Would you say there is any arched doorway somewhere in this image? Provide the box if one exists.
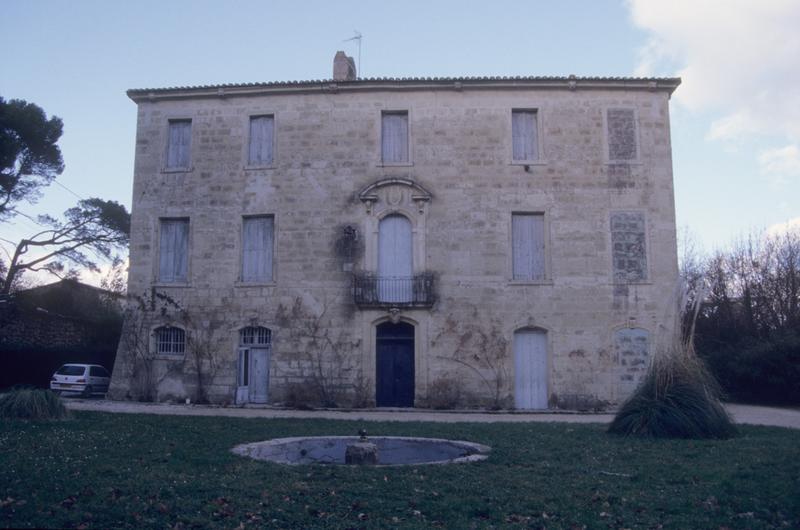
[378,214,413,303]
[376,321,415,407]
[513,328,548,409]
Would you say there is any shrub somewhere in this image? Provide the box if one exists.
[699,332,800,405]
[608,284,737,439]
[284,382,320,410]
[426,377,462,409]
[608,349,736,439]
[0,388,70,420]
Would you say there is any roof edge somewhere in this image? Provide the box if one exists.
[127,76,681,103]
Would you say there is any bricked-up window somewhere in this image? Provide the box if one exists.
[607,108,637,161]
[159,218,189,283]
[155,326,185,356]
[512,213,546,281]
[512,110,538,162]
[241,216,274,282]
[248,115,274,166]
[615,327,650,390]
[381,111,408,164]
[166,119,192,169]
[611,211,647,281]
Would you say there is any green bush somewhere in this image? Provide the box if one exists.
[699,332,800,405]
[0,388,70,420]
[609,349,737,439]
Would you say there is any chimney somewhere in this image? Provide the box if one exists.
[333,51,357,81]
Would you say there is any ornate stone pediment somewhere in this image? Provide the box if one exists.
[358,178,432,215]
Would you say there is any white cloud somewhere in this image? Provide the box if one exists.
[628,0,800,143]
[758,144,800,184]
[766,217,800,237]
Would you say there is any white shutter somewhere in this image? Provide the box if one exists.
[248,116,274,165]
[512,111,537,161]
[241,216,273,282]
[167,120,191,169]
[512,214,545,280]
[159,219,189,282]
[381,113,408,163]
[378,214,413,302]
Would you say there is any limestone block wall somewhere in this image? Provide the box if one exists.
[110,81,679,409]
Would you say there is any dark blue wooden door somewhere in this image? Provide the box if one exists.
[376,322,414,407]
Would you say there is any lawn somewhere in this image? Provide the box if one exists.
[1,412,797,529]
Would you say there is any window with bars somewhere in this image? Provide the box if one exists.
[155,326,185,356]
[239,326,272,346]
[381,111,409,164]
[166,119,192,170]
[247,115,274,166]
[512,110,539,162]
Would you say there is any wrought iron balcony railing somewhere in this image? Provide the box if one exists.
[352,273,436,308]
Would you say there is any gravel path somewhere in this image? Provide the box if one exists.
[64,399,800,429]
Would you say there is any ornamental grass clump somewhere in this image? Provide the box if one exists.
[608,284,737,439]
[0,388,70,420]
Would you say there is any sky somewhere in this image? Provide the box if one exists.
[1,0,799,285]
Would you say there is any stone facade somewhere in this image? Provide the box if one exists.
[110,67,681,409]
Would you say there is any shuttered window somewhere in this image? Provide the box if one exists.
[159,218,189,283]
[248,115,274,165]
[241,216,274,282]
[512,213,545,281]
[512,110,538,161]
[381,111,409,164]
[166,120,192,169]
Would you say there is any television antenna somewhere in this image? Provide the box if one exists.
[343,30,362,77]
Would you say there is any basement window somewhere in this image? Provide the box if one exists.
[155,326,185,356]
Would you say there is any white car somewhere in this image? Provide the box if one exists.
[50,364,111,397]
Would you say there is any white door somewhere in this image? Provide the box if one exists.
[249,347,270,404]
[378,214,413,302]
[235,348,250,404]
[514,330,548,409]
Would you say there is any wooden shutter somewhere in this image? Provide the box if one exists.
[381,112,408,163]
[378,214,413,302]
[512,214,545,280]
[512,111,538,161]
[248,116,274,165]
[159,219,189,282]
[167,120,191,169]
[241,216,274,282]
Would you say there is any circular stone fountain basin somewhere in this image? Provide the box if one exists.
[232,436,490,466]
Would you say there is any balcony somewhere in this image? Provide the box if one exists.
[352,273,436,308]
